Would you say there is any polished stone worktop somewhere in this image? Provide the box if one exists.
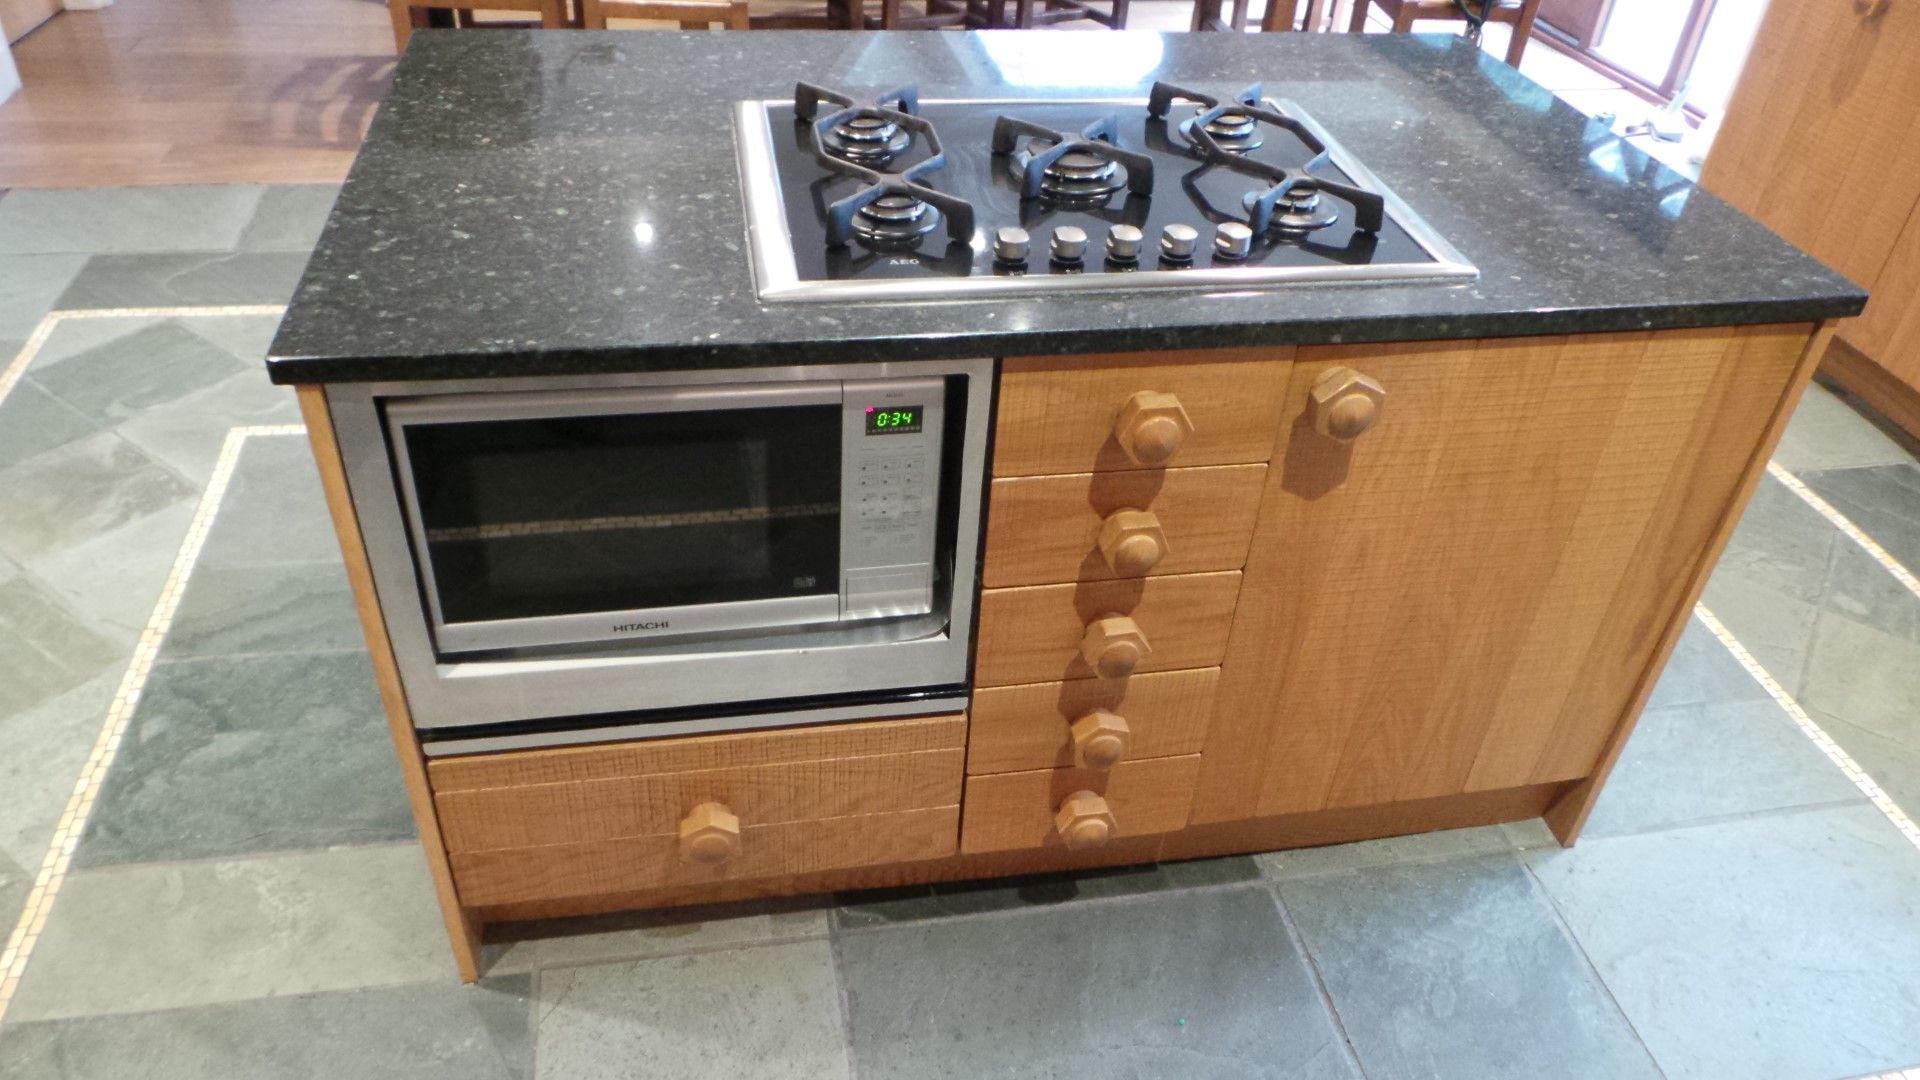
[267,30,1864,384]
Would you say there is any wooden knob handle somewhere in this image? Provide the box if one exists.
[1079,614,1151,679]
[678,801,740,864]
[1113,391,1194,466]
[1055,790,1118,849]
[1097,509,1169,576]
[1070,709,1132,769]
[1307,366,1386,440]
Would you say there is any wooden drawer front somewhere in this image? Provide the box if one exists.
[427,714,965,793]
[968,668,1218,775]
[451,806,961,906]
[994,350,1291,477]
[974,572,1240,687]
[435,749,963,853]
[960,755,1201,854]
[983,465,1266,588]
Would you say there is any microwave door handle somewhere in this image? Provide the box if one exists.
[383,381,846,426]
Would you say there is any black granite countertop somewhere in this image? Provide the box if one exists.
[267,30,1865,384]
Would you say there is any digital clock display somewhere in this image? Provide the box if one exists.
[864,405,924,435]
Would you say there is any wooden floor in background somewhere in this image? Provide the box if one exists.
[0,0,395,188]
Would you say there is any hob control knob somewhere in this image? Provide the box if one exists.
[1160,223,1199,262]
[1051,225,1088,264]
[1215,221,1254,260]
[1106,224,1144,263]
[993,226,1031,263]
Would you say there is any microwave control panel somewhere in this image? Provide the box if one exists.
[841,376,946,621]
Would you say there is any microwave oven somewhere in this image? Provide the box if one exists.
[322,358,993,752]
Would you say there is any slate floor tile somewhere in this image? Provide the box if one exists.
[1527,804,1920,1080]
[1814,705,1920,823]
[114,371,303,484]
[0,185,265,254]
[0,670,118,872]
[837,885,1358,1080]
[0,977,535,1080]
[0,432,196,564]
[1772,384,1917,474]
[1644,614,1769,712]
[1802,463,1920,573]
[32,321,247,425]
[1823,538,1920,647]
[0,849,30,952]
[1713,475,1840,605]
[1581,697,1863,838]
[52,251,312,310]
[1800,610,1920,749]
[236,184,341,251]
[486,896,830,975]
[7,844,454,1021]
[534,940,849,1080]
[1280,853,1660,1080]
[0,378,99,471]
[1257,824,1515,880]
[0,569,120,716]
[75,651,412,868]
[22,496,195,642]
[0,253,88,337]
[196,434,342,567]
[833,860,1172,929]
[1160,852,1263,887]
[162,559,361,658]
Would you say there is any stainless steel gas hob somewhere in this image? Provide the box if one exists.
[735,81,1478,302]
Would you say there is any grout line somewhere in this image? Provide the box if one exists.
[0,304,288,413]
[1766,460,1920,603]
[1694,604,1920,855]
[1262,883,1371,1078]
[1517,860,1672,1079]
[0,424,304,1024]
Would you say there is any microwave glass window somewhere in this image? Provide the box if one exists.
[400,405,842,626]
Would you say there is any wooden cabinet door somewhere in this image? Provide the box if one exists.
[1700,0,1920,292]
[1191,325,1815,824]
[2,0,58,44]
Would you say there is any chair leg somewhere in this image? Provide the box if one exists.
[1107,0,1128,28]
[388,0,414,50]
[538,0,567,27]
[1346,0,1368,32]
[726,0,751,26]
[1391,2,1417,31]
[1505,0,1541,66]
[579,0,606,27]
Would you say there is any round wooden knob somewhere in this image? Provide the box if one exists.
[1113,391,1194,466]
[1097,509,1169,576]
[1070,709,1132,769]
[1055,790,1118,849]
[1307,366,1386,440]
[1079,614,1151,679]
[678,801,740,864]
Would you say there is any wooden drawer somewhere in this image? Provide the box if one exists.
[974,571,1240,687]
[960,755,1201,854]
[451,806,961,905]
[436,750,962,852]
[968,668,1219,775]
[427,714,965,854]
[993,350,1291,477]
[428,714,964,793]
[982,465,1266,588]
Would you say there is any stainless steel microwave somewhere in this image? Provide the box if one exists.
[322,359,993,752]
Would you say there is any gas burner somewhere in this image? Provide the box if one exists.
[1150,81,1384,235]
[1196,107,1263,153]
[795,82,975,248]
[853,193,941,244]
[1254,185,1337,232]
[992,115,1154,203]
[829,115,910,163]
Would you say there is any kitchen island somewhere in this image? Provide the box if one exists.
[270,29,1864,981]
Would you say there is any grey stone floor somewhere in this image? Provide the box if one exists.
[2,186,1919,1080]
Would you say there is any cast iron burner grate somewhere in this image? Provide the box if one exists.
[991,114,1156,202]
[795,82,977,249]
[1147,81,1386,235]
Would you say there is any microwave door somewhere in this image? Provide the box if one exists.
[385,383,847,654]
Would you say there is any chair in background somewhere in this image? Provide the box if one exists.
[580,0,750,26]
[997,0,1128,28]
[1190,0,1321,33]
[390,0,570,50]
[1347,0,1543,66]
